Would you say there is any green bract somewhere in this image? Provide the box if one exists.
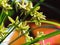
[0,0,12,9]
[14,0,45,26]
[8,16,30,33]
[0,23,8,41]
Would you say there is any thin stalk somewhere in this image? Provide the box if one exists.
[8,29,31,45]
[41,20,60,26]
[26,21,60,29]
[9,20,60,45]
[22,0,43,21]
[9,24,49,45]
[23,20,60,45]
[11,0,16,6]
[0,9,4,25]
[23,30,60,45]
[3,15,7,24]
[8,25,42,45]
[0,20,24,43]
[0,26,15,43]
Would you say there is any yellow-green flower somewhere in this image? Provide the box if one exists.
[0,0,12,9]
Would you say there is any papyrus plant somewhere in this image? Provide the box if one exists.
[0,0,60,45]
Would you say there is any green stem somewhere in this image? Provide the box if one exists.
[23,20,60,45]
[22,0,44,21]
[0,9,4,25]
[23,30,60,45]
[27,20,60,26]
[9,20,60,45]
[41,20,60,26]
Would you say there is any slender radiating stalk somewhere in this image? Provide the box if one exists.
[0,9,4,25]
[23,30,60,45]
[41,20,60,26]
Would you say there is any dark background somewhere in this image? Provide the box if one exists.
[34,0,60,21]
